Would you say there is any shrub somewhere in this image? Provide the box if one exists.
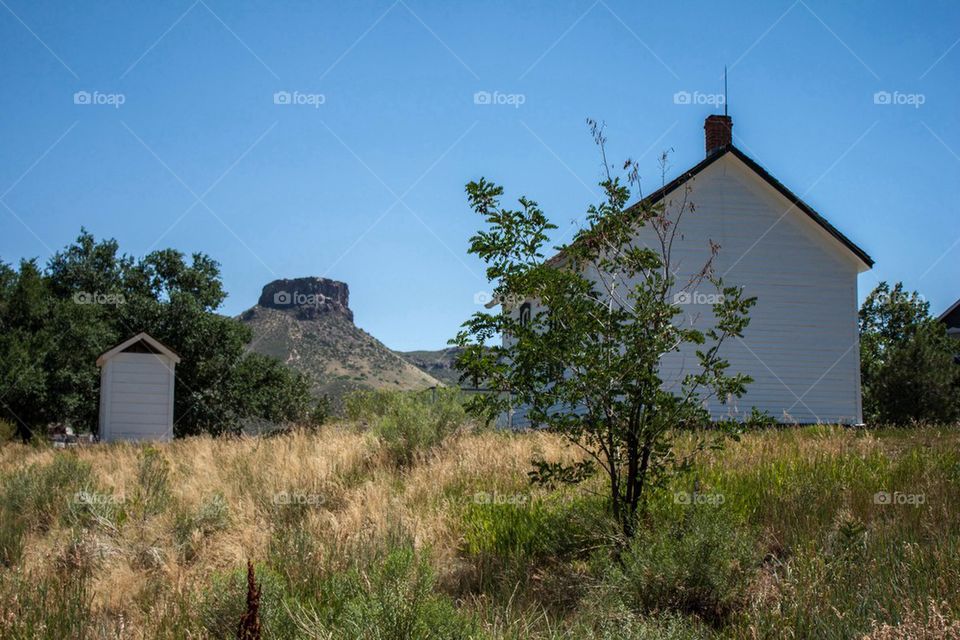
[0,563,91,639]
[0,418,16,444]
[289,544,478,640]
[459,492,615,604]
[859,282,960,424]
[610,500,758,625]
[211,529,479,640]
[345,389,468,466]
[461,494,607,562]
[198,563,292,639]
[174,493,231,561]
[568,608,714,640]
[0,453,93,566]
[133,446,171,517]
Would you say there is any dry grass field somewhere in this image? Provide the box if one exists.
[1,404,959,638]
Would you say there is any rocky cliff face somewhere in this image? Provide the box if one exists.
[256,277,353,322]
[239,277,440,401]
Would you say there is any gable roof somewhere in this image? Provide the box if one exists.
[547,144,874,270]
[96,332,181,367]
[939,298,960,327]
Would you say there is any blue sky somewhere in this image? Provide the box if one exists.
[1,0,957,350]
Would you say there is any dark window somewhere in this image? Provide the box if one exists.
[519,302,531,327]
[121,339,163,355]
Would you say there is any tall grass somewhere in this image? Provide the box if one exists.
[345,387,471,466]
[0,415,957,638]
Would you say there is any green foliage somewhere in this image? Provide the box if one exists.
[0,229,313,438]
[461,494,606,562]
[288,544,479,640]
[198,563,291,639]
[134,446,172,517]
[225,353,313,433]
[258,525,479,640]
[608,501,758,625]
[0,454,92,566]
[859,281,960,424]
[0,418,16,444]
[453,125,755,536]
[462,500,557,561]
[174,493,231,561]
[307,395,332,428]
[527,459,596,488]
[345,388,468,466]
[563,608,713,640]
[459,493,616,605]
[0,564,92,639]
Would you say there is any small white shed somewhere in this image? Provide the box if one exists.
[96,332,180,443]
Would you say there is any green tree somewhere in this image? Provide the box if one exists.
[453,124,755,536]
[0,229,315,438]
[859,282,959,424]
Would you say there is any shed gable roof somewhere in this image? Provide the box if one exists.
[96,332,181,367]
[547,144,873,270]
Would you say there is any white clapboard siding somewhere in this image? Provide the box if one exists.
[617,153,863,424]
[506,151,867,426]
[97,334,179,442]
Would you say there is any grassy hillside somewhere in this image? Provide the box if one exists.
[1,419,959,638]
[240,306,440,399]
[395,348,464,387]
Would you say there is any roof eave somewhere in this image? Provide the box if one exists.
[96,332,182,367]
[545,144,874,271]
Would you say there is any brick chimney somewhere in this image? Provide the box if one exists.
[704,115,732,156]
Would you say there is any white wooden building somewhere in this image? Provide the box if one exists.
[96,332,180,442]
[939,299,960,338]
[508,115,873,425]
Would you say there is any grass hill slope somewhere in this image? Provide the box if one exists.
[394,347,464,387]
